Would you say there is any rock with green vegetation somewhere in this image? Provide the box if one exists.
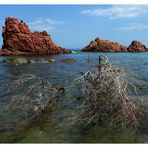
[14,58,28,64]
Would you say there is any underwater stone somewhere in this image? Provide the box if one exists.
[28,59,36,64]
[60,58,76,63]
[14,58,28,64]
[48,58,56,62]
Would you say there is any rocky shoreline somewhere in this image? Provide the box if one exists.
[81,38,148,52]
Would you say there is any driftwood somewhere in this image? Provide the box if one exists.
[0,74,64,122]
[63,55,143,133]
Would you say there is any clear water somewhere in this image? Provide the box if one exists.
[0,50,148,143]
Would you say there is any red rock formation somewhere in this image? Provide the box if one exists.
[127,40,147,52]
[82,38,127,52]
[81,38,148,52]
[0,17,72,56]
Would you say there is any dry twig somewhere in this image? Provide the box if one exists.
[0,74,64,122]
[72,55,143,133]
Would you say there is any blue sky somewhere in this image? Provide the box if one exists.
[0,5,148,49]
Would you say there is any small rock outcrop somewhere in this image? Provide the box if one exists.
[0,17,72,56]
[81,38,148,52]
[81,38,127,52]
[127,40,147,52]
[60,58,75,63]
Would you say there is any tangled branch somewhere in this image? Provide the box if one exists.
[72,55,143,133]
[0,74,64,122]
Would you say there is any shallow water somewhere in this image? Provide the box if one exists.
[0,50,148,143]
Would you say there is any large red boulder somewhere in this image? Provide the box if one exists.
[0,17,72,56]
[127,40,147,52]
[81,38,127,52]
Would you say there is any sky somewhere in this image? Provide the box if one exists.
[0,5,148,49]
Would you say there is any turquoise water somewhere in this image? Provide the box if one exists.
[0,50,148,143]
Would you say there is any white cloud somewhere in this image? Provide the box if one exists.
[45,18,64,25]
[118,23,148,30]
[28,18,64,32]
[80,5,148,19]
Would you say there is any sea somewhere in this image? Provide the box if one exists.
[0,49,148,143]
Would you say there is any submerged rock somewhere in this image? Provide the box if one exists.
[3,58,28,64]
[38,59,49,63]
[0,17,72,56]
[3,58,51,65]
[0,124,6,132]
[3,59,13,64]
[14,58,28,64]
[28,59,36,64]
[48,58,56,62]
[60,58,76,63]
